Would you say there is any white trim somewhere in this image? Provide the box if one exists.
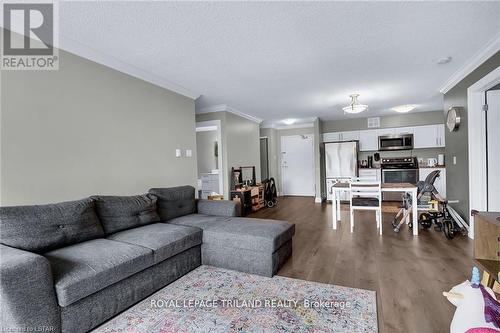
[195,120,225,198]
[440,32,500,94]
[195,126,218,132]
[261,117,318,129]
[59,34,200,100]
[467,65,500,239]
[314,197,323,203]
[197,104,263,124]
[272,123,314,130]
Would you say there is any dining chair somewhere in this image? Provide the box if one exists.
[349,178,382,235]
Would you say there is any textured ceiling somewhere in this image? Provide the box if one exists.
[58,1,500,126]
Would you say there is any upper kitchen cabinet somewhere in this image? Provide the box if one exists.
[377,128,395,136]
[340,130,360,141]
[413,124,445,148]
[359,129,378,151]
[323,132,341,142]
[323,131,359,142]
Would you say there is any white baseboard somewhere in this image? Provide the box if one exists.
[314,197,323,203]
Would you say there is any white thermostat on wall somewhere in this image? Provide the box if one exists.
[175,149,182,157]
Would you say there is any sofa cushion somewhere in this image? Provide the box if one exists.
[168,213,231,228]
[170,214,294,253]
[149,186,196,221]
[107,223,202,264]
[0,198,104,253]
[44,239,153,307]
[92,194,160,234]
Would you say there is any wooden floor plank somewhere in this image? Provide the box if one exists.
[249,196,473,333]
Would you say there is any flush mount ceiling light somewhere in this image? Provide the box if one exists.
[283,119,296,125]
[391,104,417,113]
[342,94,368,114]
[437,56,452,65]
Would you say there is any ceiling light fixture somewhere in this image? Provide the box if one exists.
[342,94,368,114]
[283,119,296,125]
[437,56,452,65]
[391,104,417,113]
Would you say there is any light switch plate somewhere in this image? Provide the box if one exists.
[175,149,181,158]
[186,149,192,157]
[453,156,457,165]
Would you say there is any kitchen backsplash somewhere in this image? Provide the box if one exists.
[358,147,446,166]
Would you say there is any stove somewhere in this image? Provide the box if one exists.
[381,157,419,201]
[380,157,419,169]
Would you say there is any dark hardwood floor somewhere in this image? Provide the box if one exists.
[249,196,473,333]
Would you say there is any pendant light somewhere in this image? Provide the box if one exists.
[342,94,368,114]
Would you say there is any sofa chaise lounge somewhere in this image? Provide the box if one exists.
[0,186,294,333]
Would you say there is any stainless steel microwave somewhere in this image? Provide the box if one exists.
[378,134,414,151]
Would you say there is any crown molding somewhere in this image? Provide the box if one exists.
[261,117,318,129]
[59,34,200,100]
[439,32,500,94]
[197,104,263,124]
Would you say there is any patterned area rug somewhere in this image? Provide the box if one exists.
[93,265,377,333]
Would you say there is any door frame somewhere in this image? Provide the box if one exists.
[280,134,315,197]
[259,136,269,181]
[195,120,224,198]
[467,65,500,239]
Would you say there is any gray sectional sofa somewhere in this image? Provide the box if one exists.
[0,186,294,333]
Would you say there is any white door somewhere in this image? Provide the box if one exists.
[281,135,315,196]
[487,90,500,211]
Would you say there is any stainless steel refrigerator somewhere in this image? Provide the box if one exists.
[324,141,358,201]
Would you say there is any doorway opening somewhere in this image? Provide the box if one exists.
[467,65,500,238]
[260,137,269,181]
[195,120,224,199]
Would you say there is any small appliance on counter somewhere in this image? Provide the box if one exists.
[367,155,373,168]
[427,158,437,167]
[438,154,445,166]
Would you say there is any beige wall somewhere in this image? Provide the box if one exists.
[196,111,260,196]
[1,49,197,205]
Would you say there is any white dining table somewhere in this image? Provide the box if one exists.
[331,182,419,236]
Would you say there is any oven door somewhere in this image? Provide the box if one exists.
[381,169,419,201]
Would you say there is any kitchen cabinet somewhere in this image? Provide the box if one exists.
[419,167,446,198]
[359,168,381,180]
[414,124,445,148]
[339,130,360,141]
[398,127,415,135]
[323,132,341,142]
[377,128,395,136]
[323,123,446,149]
[359,129,378,151]
[437,124,446,147]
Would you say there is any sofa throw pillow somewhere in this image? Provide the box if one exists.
[92,194,160,234]
[0,198,104,253]
[149,186,196,221]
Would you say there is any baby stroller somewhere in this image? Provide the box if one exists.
[263,178,278,208]
[391,170,466,239]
